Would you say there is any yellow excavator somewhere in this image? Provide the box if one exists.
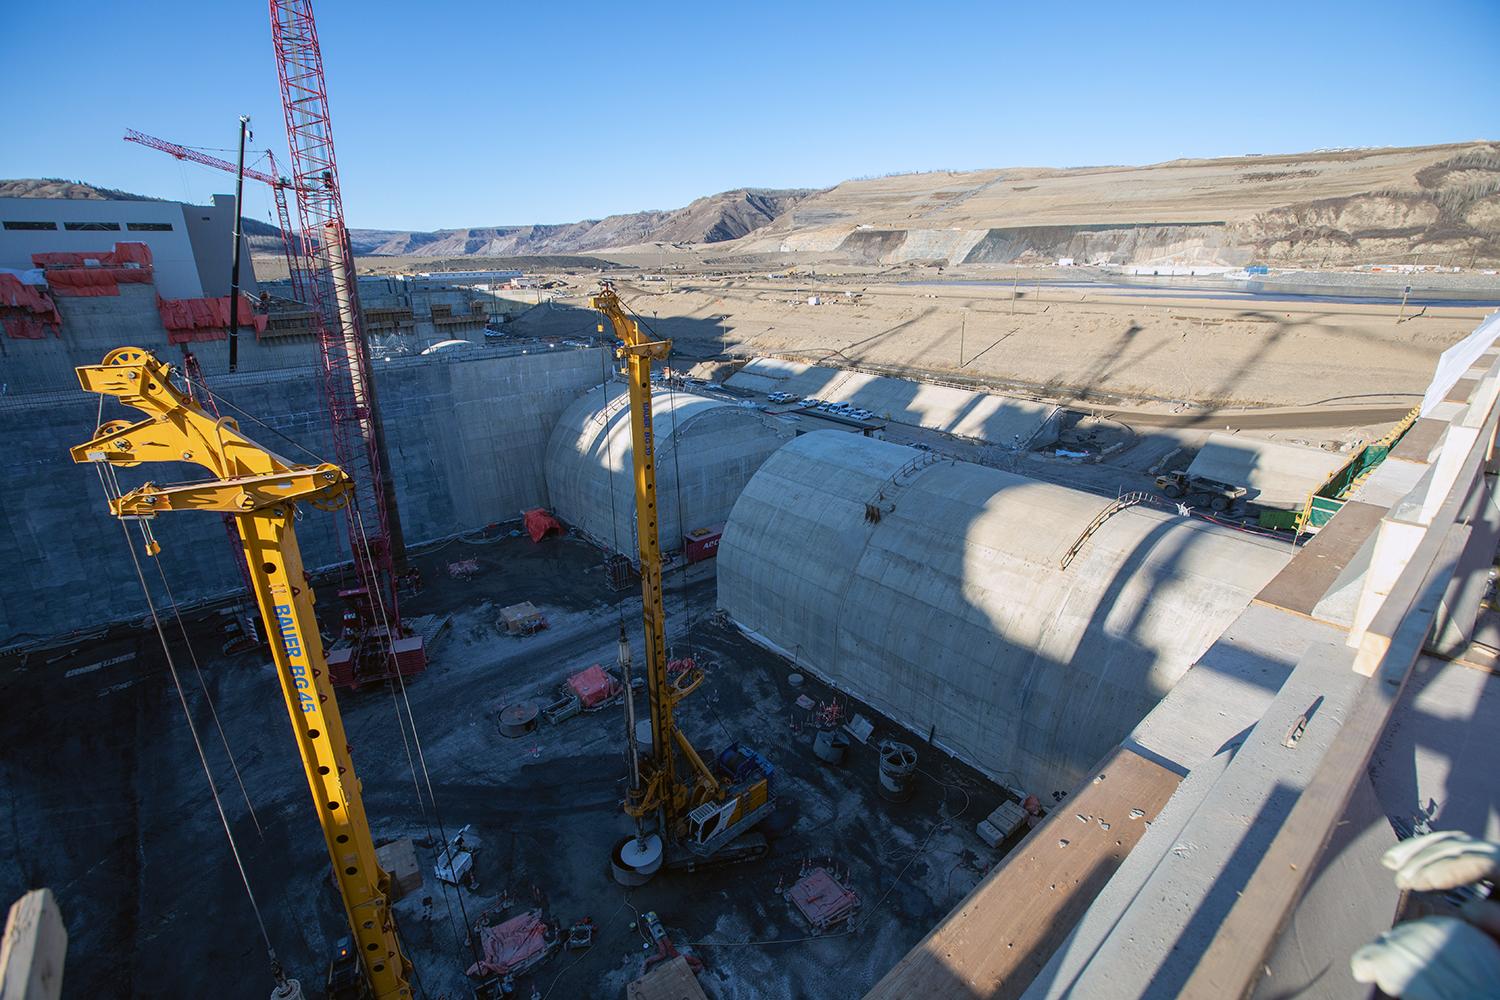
[591,282,774,884]
[71,348,412,1000]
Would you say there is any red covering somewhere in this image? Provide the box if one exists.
[0,274,62,339]
[31,241,152,269]
[523,507,564,543]
[466,910,550,978]
[567,664,620,709]
[157,293,268,343]
[32,242,155,297]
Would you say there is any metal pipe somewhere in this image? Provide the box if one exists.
[227,115,249,373]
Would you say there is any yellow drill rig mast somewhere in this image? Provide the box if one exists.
[71,347,412,1000]
[591,283,773,884]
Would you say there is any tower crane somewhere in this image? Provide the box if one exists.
[591,282,775,884]
[268,0,419,689]
[71,347,412,999]
[122,128,311,303]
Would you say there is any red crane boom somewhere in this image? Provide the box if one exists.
[269,0,417,688]
[122,128,311,302]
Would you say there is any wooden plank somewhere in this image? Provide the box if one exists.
[627,956,708,1000]
[865,747,1181,1000]
[1444,377,1478,404]
[0,889,67,1000]
[1253,500,1384,618]
[1387,417,1445,464]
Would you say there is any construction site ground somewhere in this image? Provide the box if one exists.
[0,530,1010,999]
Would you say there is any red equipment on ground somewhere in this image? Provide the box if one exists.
[524,508,564,542]
[465,910,555,978]
[786,866,860,932]
[682,524,724,563]
[568,664,621,709]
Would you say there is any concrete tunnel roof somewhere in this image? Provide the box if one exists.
[544,381,789,555]
[717,432,1291,796]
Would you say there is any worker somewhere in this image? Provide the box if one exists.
[1350,830,1500,998]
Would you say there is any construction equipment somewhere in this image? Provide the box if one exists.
[71,347,412,999]
[591,282,774,884]
[270,0,421,690]
[1154,470,1248,512]
[123,128,311,303]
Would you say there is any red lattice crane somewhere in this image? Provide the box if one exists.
[122,128,312,303]
[269,0,419,688]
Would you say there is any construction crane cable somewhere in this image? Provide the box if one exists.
[600,345,626,628]
[350,506,481,968]
[145,546,264,837]
[95,465,278,967]
[181,372,330,468]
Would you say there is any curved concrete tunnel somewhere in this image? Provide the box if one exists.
[717,432,1292,797]
[544,381,791,555]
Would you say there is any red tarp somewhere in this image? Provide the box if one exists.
[524,507,564,543]
[32,242,154,297]
[466,910,550,978]
[0,274,62,339]
[567,664,620,709]
[157,294,268,343]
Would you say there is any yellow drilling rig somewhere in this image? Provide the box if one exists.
[591,282,775,885]
[72,347,412,1000]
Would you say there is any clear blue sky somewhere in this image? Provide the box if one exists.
[4,0,1497,231]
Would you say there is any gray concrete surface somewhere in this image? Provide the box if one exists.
[544,382,790,555]
[1186,432,1347,508]
[0,346,605,645]
[718,432,1291,798]
[726,357,1061,448]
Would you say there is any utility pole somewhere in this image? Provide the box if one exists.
[1011,272,1018,315]
[1397,284,1411,325]
[959,310,966,367]
[227,115,250,372]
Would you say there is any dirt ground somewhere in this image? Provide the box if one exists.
[498,267,1491,409]
[0,531,1009,1000]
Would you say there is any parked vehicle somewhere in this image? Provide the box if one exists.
[1154,471,1248,512]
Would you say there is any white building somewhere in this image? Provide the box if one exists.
[0,194,256,299]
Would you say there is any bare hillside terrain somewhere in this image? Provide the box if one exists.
[348,187,816,257]
[731,143,1500,268]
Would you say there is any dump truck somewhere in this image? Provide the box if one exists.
[1154,471,1248,512]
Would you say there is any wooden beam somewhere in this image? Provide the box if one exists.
[865,747,1181,1000]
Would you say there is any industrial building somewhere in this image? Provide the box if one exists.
[4,5,1499,1000]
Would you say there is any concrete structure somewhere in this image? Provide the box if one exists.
[544,382,789,555]
[1,194,256,298]
[0,344,605,644]
[870,311,1500,1000]
[719,432,1290,796]
[1186,432,1347,508]
[726,357,1061,448]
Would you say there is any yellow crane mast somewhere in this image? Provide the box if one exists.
[591,283,773,882]
[70,347,412,1000]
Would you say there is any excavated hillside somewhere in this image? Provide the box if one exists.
[731,143,1500,268]
[350,187,816,257]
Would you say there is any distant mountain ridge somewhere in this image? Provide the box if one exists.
[347,188,818,256]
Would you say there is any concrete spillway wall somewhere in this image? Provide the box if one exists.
[718,433,1291,796]
[544,382,790,555]
[0,344,605,645]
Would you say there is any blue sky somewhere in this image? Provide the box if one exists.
[4,1,1497,231]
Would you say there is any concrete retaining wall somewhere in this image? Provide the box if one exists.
[0,345,605,645]
[717,432,1290,796]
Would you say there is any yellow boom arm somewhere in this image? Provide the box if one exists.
[71,347,412,999]
[590,285,723,829]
